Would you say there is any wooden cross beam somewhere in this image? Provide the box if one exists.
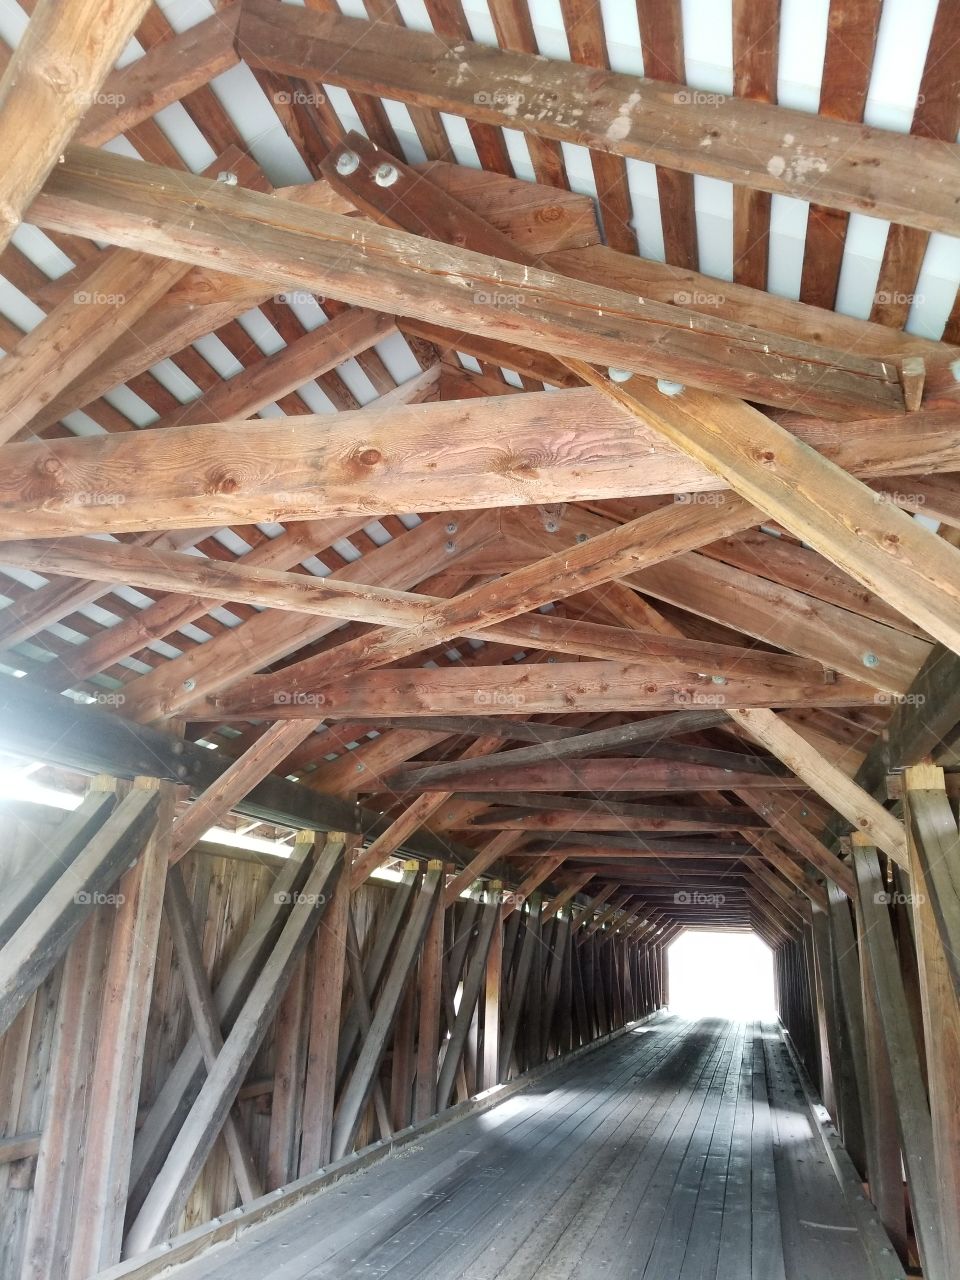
[236,0,960,238]
[0,0,153,254]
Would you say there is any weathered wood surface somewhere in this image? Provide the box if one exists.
[96,1019,896,1280]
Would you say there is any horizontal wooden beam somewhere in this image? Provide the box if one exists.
[0,539,831,689]
[5,387,959,537]
[380,710,730,789]
[27,146,902,419]
[367,755,808,793]
[462,795,765,830]
[238,0,960,238]
[220,660,879,721]
[0,677,479,868]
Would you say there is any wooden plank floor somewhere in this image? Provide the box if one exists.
[163,1018,891,1280]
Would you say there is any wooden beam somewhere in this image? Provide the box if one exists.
[28,146,904,420]
[904,766,960,1000]
[365,754,807,793]
[0,539,830,694]
[325,133,960,665]
[77,5,242,146]
[162,864,263,1204]
[443,831,524,906]
[851,839,946,1280]
[298,859,351,1171]
[413,865,446,1123]
[482,895,503,1090]
[341,909,394,1142]
[65,779,174,1277]
[237,0,960,238]
[738,791,855,897]
[0,0,152,253]
[348,736,502,887]
[125,835,346,1254]
[463,793,763,830]
[213,497,759,715]
[0,786,160,1038]
[903,767,960,1265]
[437,894,500,1106]
[323,132,960,666]
[502,854,567,920]
[330,866,441,1158]
[542,873,593,924]
[7,384,960,541]
[169,722,317,863]
[730,708,908,867]
[0,252,190,446]
[244,661,876,722]
[379,710,729,789]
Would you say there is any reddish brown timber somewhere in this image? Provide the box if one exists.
[240,662,878,722]
[237,0,960,238]
[77,6,242,146]
[461,794,764,830]
[27,146,904,419]
[0,0,153,254]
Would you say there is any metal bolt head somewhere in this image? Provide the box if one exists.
[711,675,727,685]
[216,170,238,185]
[445,521,458,534]
[545,519,559,533]
[336,150,360,175]
[182,677,196,692]
[444,539,456,553]
[657,379,685,397]
[374,162,399,187]
[576,532,588,543]
[607,367,633,383]
[862,651,880,668]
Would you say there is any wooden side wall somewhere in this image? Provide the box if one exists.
[0,803,665,1277]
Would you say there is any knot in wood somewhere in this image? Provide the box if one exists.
[207,467,239,494]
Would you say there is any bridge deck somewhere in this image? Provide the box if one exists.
[155,1017,897,1280]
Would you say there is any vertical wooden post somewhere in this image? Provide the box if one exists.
[390,975,417,1131]
[499,897,539,1079]
[851,882,908,1258]
[852,836,945,1280]
[332,865,441,1158]
[21,910,113,1280]
[482,884,503,1091]
[414,862,446,1123]
[810,906,844,1125]
[824,884,869,1180]
[267,952,310,1189]
[67,778,172,1278]
[299,839,352,1173]
[903,764,960,1269]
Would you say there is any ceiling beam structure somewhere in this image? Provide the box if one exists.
[237,0,960,238]
[0,13,957,1268]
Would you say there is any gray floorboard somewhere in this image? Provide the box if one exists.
[159,1017,890,1280]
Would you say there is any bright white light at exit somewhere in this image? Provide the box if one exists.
[668,930,776,1019]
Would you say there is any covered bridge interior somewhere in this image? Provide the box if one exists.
[0,0,959,1276]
